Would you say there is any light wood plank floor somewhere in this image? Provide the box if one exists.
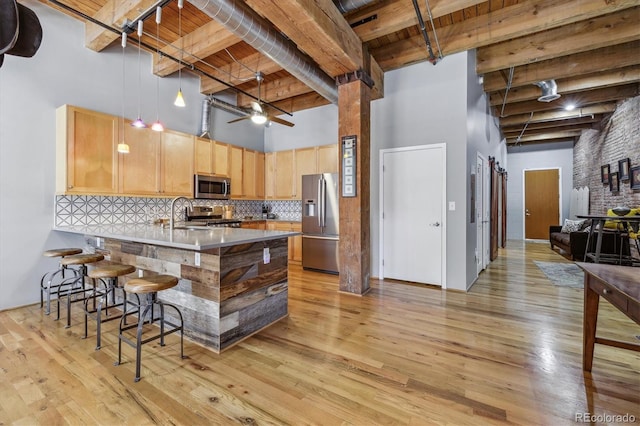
[1,241,638,425]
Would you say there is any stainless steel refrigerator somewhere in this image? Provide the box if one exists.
[302,173,339,274]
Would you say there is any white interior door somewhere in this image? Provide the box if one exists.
[381,145,445,286]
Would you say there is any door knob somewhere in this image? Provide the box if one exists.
[430,222,440,227]
[525,209,531,216]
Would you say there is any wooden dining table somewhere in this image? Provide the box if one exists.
[576,262,639,372]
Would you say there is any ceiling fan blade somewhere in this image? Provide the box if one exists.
[251,101,263,113]
[227,115,251,124]
[268,115,295,127]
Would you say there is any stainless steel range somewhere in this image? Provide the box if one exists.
[186,206,241,228]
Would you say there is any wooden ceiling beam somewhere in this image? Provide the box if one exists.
[236,75,314,107]
[246,0,363,76]
[502,122,596,136]
[476,7,640,74]
[482,40,640,92]
[199,52,281,94]
[489,66,640,106]
[498,103,617,127]
[507,130,582,144]
[502,116,600,135]
[85,0,158,51]
[499,84,638,117]
[154,21,239,77]
[348,0,484,43]
[371,0,637,71]
[268,92,332,115]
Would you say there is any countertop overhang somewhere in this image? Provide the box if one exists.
[54,223,300,251]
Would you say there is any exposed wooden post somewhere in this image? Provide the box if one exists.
[337,75,371,295]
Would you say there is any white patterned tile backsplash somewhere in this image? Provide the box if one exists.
[55,196,302,226]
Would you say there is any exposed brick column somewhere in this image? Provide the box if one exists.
[337,76,371,295]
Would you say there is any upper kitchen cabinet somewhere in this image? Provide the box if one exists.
[273,150,295,199]
[119,123,160,195]
[317,144,338,174]
[265,152,276,199]
[56,105,119,194]
[242,149,265,199]
[160,130,194,196]
[294,147,317,199]
[194,137,230,177]
[229,145,243,199]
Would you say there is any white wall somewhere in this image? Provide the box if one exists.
[465,49,506,288]
[0,2,261,310]
[269,52,501,291]
[506,141,574,240]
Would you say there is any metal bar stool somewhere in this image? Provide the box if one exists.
[40,248,83,315]
[115,274,185,382]
[85,263,137,350]
[56,253,105,327]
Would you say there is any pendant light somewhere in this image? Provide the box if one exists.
[117,32,130,154]
[151,6,164,132]
[131,20,147,128]
[174,0,186,107]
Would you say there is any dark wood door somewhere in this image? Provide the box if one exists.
[524,169,559,239]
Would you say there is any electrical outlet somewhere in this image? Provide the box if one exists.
[449,202,456,211]
[263,247,270,264]
[195,252,201,267]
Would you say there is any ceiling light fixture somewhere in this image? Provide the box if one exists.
[250,111,267,125]
[151,7,164,132]
[535,79,561,102]
[174,0,186,107]
[131,20,147,128]
[564,103,576,111]
[117,32,130,153]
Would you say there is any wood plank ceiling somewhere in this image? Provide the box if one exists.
[39,0,640,145]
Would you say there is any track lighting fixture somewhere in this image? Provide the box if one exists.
[117,32,130,153]
[174,0,186,107]
[132,20,147,128]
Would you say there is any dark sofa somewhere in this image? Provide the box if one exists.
[549,225,623,261]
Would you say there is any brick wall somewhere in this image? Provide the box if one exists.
[574,95,640,214]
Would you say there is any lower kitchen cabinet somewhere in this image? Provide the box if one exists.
[267,221,302,264]
[241,220,266,230]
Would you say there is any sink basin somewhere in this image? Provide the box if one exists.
[172,225,212,231]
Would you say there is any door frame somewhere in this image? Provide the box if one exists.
[378,144,447,289]
[476,153,490,274]
[522,167,562,240]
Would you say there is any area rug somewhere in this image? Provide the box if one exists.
[533,261,584,288]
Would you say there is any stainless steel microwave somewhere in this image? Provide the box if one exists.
[194,174,231,199]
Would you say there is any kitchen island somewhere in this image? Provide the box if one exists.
[54,223,298,352]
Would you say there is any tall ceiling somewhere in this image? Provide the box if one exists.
[40,0,640,145]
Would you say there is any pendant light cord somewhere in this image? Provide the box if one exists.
[137,36,143,118]
[121,34,126,141]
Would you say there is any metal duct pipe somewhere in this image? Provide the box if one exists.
[208,96,249,117]
[199,98,212,138]
[535,79,561,102]
[333,0,379,13]
[187,0,338,104]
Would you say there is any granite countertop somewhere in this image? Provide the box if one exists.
[54,223,300,251]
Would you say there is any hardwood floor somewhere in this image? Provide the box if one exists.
[1,241,638,425]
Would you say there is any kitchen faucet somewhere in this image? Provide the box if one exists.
[169,196,194,231]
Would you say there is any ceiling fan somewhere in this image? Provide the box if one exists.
[227,72,294,127]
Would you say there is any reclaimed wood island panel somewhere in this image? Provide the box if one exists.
[54,225,297,352]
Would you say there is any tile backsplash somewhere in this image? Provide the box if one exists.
[55,195,302,226]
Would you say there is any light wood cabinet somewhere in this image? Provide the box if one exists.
[195,138,231,178]
[194,137,213,175]
[241,220,266,230]
[119,122,161,194]
[317,144,338,173]
[243,149,257,198]
[161,130,194,196]
[256,152,265,199]
[294,147,317,199]
[229,145,244,198]
[214,141,230,177]
[56,105,119,194]
[274,150,295,199]
[267,221,302,264]
[264,152,276,199]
